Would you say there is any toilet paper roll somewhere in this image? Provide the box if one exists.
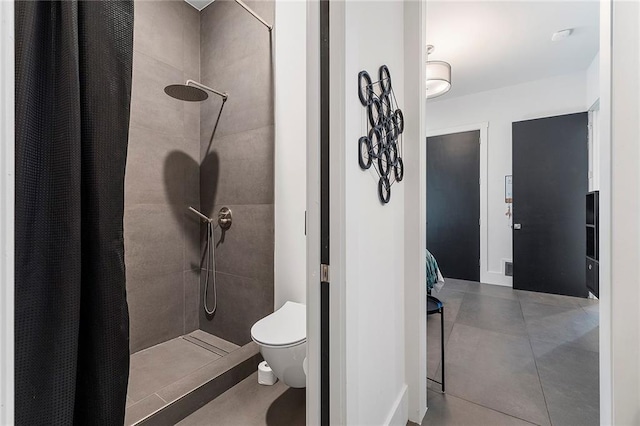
[258,361,277,386]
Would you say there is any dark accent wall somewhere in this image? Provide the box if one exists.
[199,0,275,346]
[125,0,201,353]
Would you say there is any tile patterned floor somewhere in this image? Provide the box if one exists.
[140,282,597,426]
[177,372,305,426]
[424,279,599,426]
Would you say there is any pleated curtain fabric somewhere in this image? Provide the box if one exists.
[14,1,134,424]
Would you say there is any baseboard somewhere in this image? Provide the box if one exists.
[484,271,513,287]
[407,406,428,426]
[384,384,408,426]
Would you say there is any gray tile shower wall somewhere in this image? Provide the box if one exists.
[199,0,275,345]
[125,1,201,353]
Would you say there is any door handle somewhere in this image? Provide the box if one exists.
[513,223,522,230]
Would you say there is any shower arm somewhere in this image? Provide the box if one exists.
[234,0,273,32]
[186,80,228,101]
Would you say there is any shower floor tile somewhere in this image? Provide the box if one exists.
[125,331,239,425]
[128,337,221,403]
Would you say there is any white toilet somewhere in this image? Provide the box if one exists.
[250,301,306,388]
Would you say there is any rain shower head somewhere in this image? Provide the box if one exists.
[164,84,208,102]
[164,80,228,102]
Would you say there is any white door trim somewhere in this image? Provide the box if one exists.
[328,0,347,424]
[426,122,495,286]
[608,0,640,423]
[305,1,322,424]
[598,0,613,423]
[403,0,427,422]
[0,1,15,424]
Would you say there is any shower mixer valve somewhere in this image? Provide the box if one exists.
[218,207,232,230]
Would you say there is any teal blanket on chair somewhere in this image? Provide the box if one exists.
[426,249,443,292]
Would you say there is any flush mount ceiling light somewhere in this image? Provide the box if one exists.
[551,28,573,41]
[426,45,452,99]
[551,28,573,42]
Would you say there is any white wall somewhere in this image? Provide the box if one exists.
[586,52,600,109]
[610,0,640,422]
[586,52,601,193]
[583,45,601,195]
[274,0,307,308]
[0,1,14,423]
[341,1,407,424]
[588,109,600,192]
[426,72,588,286]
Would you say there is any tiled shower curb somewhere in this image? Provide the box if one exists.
[131,342,262,426]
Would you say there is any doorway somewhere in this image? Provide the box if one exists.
[424,1,603,424]
[427,130,480,282]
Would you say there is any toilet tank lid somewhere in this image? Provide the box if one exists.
[251,301,306,346]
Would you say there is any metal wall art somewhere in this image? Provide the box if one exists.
[358,65,404,204]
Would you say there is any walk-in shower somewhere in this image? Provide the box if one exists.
[119,0,277,421]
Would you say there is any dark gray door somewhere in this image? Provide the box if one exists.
[512,112,588,297]
[427,131,480,281]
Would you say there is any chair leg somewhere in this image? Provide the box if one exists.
[440,307,445,393]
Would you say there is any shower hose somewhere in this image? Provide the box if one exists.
[204,220,217,315]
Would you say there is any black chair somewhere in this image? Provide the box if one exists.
[427,295,445,392]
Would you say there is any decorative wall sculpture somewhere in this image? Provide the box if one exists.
[358,65,404,204]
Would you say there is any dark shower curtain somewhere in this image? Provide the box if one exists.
[15,1,133,424]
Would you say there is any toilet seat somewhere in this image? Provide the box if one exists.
[251,301,306,348]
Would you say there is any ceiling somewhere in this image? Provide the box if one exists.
[426,1,599,100]
[185,0,215,11]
